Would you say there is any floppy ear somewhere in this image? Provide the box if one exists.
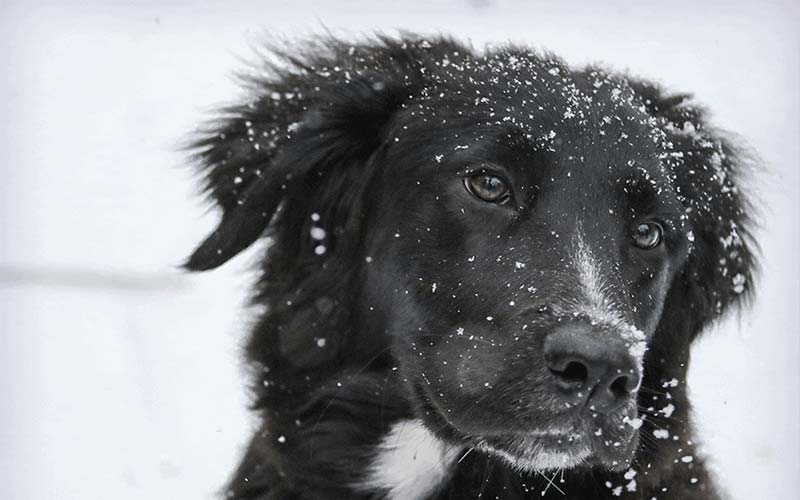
[185,37,472,272]
[632,81,759,338]
[184,69,408,272]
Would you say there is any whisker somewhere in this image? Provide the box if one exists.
[458,447,475,464]
[539,470,566,496]
[476,458,494,499]
[392,418,409,454]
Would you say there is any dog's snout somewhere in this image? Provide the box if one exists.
[543,322,640,414]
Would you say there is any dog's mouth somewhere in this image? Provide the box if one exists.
[469,424,638,473]
[413,382,639,473]
[475,431,593,471]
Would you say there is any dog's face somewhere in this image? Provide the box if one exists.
[185,38,755,483]
[359,65,692,472]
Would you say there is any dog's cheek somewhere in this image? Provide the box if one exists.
[627,261,673,337]
[434,332,508,398]
[636,270,671,337]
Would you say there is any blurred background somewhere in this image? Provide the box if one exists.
[1,1,798,499]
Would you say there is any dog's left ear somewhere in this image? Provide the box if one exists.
[630,80,759,338]
[184,74,407,272]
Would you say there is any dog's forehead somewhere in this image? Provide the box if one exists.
[403,52,668,181]
[420,52,655,139]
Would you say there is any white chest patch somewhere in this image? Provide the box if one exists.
[358,419,460,500]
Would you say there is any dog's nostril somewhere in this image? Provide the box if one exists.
[609,374,632,397]
[549,360,588,387]
[562,361,588,383]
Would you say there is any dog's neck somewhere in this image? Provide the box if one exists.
[229,407,717,500]
[358,419,462,500]
[230,361,716,499]
[351,415,715,500]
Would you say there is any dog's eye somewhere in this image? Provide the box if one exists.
[464,174,511,203]
[632,222,664,249]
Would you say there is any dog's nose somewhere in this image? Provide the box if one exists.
[543,322,641,414]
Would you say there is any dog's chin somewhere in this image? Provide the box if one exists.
[412,382,639,473]
[476,434,592,472]
[473,430,638,473]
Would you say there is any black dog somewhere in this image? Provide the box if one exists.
[185,35,756,500]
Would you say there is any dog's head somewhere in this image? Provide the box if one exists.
[186,37,756,475]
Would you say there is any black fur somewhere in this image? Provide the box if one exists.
[185,34,756,500]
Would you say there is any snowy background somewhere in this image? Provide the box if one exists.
[1,1,798,499]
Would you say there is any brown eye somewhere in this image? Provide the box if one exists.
[464,174,511,203]
[632,222,664,249]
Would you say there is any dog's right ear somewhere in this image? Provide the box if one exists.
[183,70,409,272]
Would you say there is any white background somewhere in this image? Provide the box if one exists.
[1,1,798,499]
